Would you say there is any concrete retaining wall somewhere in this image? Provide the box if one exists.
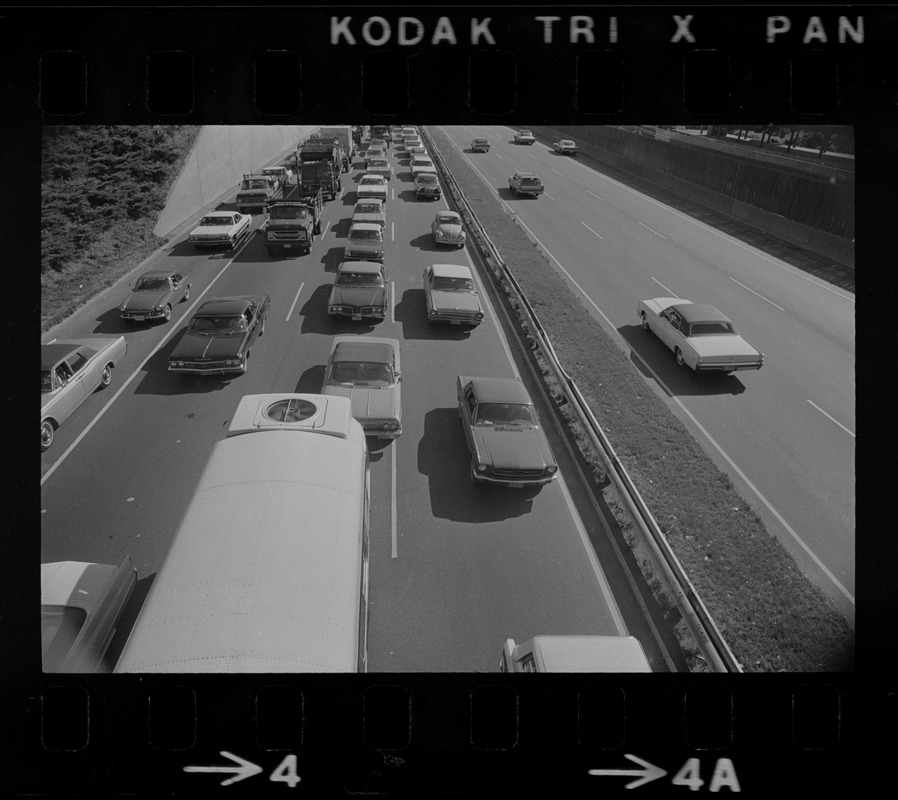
[528,126,855,270]
[154,125,317,238]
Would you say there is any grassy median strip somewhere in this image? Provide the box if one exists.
[430,127,853,672]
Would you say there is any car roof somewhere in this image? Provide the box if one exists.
[41,343,82,369]
[671,303,730,324]
[435,211,461,219]
[515,172,540,178]
[349,222,382,231]
[355,198,384,206]
[203,211,237,218]
[338,260,383,273]
[431,263,473,278]
[360,174,386,181]
[473,138,489,142]
[331,339,396,364]
[195,297,255,315]
[467,376,532,404]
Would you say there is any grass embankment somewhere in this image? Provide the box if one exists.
[41,125,200,331]
[430,128,853,672]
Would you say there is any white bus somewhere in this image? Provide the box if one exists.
[115,394,370,673]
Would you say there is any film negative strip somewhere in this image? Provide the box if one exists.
[10,3,893,796]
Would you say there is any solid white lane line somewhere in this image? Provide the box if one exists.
[729,277,785,311]
[638,220,667,240]
[391,220,395,242]
[580,221,604,240]
[41,243,251,487]
[651,277,678,296]
[497,212,855,608]
[285,282,305,322]
[807,400,855,438]
[391,441,398,558]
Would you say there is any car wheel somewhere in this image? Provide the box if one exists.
[183,287,190,301]
[100,364,114,386]
[641,312,649,331]
[260,316,266,335]
[675,348,686,367]
[162,305,172,322]
[40,420,54,451]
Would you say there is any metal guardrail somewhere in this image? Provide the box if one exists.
[423,128,743,674]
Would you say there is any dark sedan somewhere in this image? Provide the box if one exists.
[168,295,271,375]
[120,269,191,323]
[456,375,558,487]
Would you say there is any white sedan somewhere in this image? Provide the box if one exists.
[637,298,764,373]
[188,211,252,250]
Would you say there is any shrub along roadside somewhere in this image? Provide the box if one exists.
[41,125,200,331]
[430,127,853,672]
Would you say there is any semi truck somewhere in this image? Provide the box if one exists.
[263,185,324,256]
[235,173,282,213]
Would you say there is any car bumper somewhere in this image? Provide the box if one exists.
[328,308,387,320]
[168,362,247,375]
[471,467,557,487]
[695,362,763,372]
[121,310,166,320]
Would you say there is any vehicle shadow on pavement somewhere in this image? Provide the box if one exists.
[320,246,346,273]
[92,307,141,335]
[419,408,540,523]
[395,289,473,342]
[618,324,748,397]
[294,363,326,394]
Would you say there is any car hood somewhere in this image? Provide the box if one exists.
[122,291,170,311]
[170,331,245,360]
[689,335,761,358]
[436,224,463,237]
[323,385,399,420]
[329,285,386,305]
[430,290,481,313]
[472,426,553,470]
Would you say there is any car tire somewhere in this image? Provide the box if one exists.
[162,305,172,322]
[675,348,686,367]
[183,287,190,301]
[41,420,55,451]
[100,364,114,387]
[260,316,266,335]
[641,312,649,331]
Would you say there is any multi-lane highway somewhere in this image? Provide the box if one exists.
[432,125,855,622]
[40,129,649,672]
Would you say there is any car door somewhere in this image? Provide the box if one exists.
[659,309,685,351]
[460,383,477,455]
[423,267,434,314]
[49,358,86,421]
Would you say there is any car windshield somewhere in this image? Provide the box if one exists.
[199,216,231,226]
[474,139,487,144]
[270,206,309,220]
[522,177,540,185]
[474,402,538,427]
[350,229,382,242]
[520,130,531,135]
[40,370,54,394]
[436,215,458,225]
[328,361,393,387]
[369,160,388,168]
[417,175,437,184]
[134,276,170,291]
[432,276,474,292]
[336,271,384,287]
[689,322,735,336]
[355,202,382,214]
[360,177,384,185]
[188,315,246,334]
[243,180,269,189]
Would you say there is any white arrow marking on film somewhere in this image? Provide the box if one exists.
[588,754,667,789]
[184,751,264,786]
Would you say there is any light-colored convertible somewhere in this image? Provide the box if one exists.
[637,298,764,373]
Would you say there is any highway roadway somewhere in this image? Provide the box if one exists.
[432,125,855,622]
[40,133,641,672]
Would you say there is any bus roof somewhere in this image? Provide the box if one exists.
[115,425,368,673]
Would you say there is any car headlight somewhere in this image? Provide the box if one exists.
[383,420,400,431]
[545,465,558,475]
[475,312,483,319]
[476,463,489,473]
[435,230,445,239]
[119,304,127,311]
[428,309,438,317]
[329,305,341,312]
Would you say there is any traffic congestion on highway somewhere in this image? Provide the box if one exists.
[40,124,653,673]
[40,123,854,674]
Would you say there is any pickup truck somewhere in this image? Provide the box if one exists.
[263,186,324,256]
[552,139,579,156]
[514,130,536,145]
[260,165,292,190]
[236,174,282,213]
[508,171,544,197]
